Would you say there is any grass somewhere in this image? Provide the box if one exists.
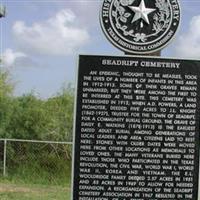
[0,160,72,200]
[0,151,72,199]
[0,182,71,200]
[5,155,72,186]
[0,193,70,200]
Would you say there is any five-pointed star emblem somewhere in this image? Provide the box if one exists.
[128,0,156,24]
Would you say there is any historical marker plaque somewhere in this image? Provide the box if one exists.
[72,55,200,200]
[100,0,181,54]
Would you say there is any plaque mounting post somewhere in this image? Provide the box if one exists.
[125,50,161,57]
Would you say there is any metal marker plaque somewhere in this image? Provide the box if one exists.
[73,55,200,200]
[100,0,181,54]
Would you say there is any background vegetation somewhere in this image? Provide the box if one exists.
[0,69,74,142]
[0,69,74,199]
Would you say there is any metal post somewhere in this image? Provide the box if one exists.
[125,50,161,57]
[3,139,7,176]
[0,5,6,18]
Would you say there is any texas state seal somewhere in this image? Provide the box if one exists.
[100,0,181,54]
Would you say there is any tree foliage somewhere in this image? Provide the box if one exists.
[0,70,14,136]
[0,70,74,141]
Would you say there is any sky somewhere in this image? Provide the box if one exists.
[0,0,200,98]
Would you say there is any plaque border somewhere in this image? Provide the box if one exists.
[71,54,200,200]
[100,0,182,54]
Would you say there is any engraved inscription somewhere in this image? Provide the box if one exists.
[73,56,200,200]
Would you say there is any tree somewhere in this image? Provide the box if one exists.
[44,86,74,141]
[0,69,74,141]
[5,94,49,139]
[0,70,14,137]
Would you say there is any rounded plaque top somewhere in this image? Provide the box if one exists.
[100,0,181,54]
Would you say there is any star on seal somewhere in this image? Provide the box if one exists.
[128,0,156,24]
[100,0,181,54]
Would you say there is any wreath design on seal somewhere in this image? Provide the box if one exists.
[112,0,171,43]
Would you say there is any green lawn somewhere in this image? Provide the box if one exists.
[0,160,72,200]
[0,183,71,200]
